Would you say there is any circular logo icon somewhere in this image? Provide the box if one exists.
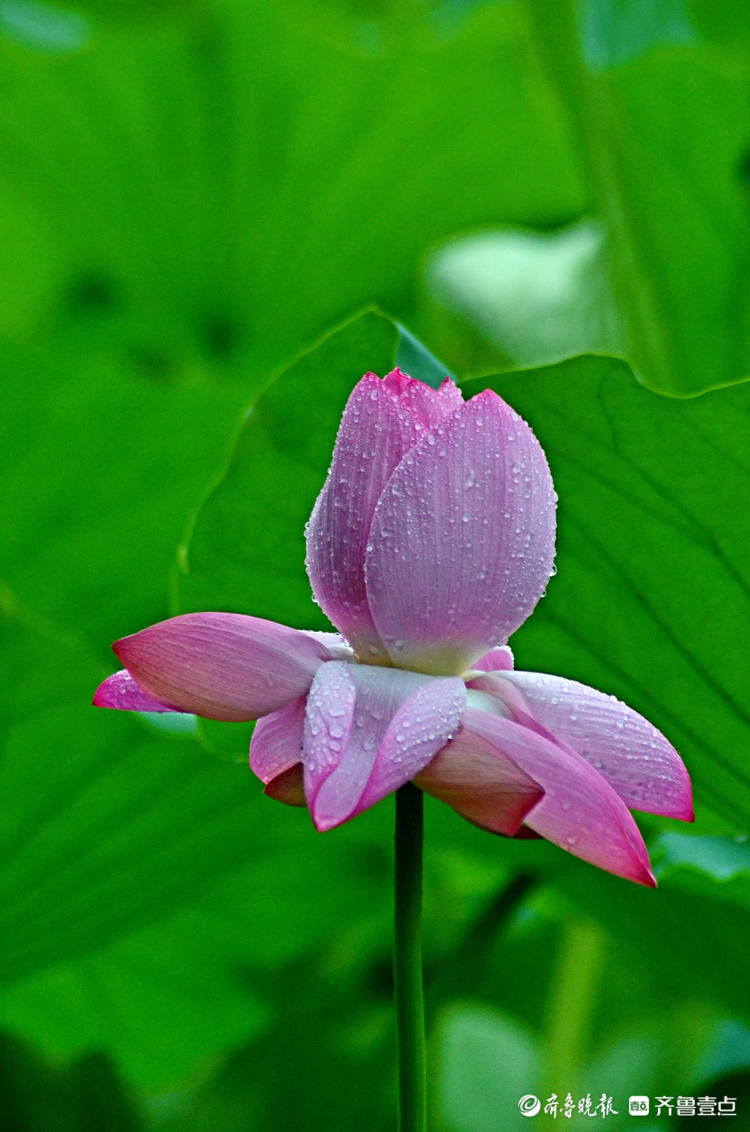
[519,1095,541,1117]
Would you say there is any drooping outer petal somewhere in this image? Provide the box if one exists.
[305,370,462,661]
[113,613,329,722]
[250,696,307,807]
[415,724,543,836]
[303,660,466,831]
[461,702,656,886]
[498,671,693,820]
[365,389,556,674]
[93,669,184,713]
[250,696,306,783]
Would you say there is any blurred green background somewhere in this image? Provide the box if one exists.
[1,0,749,1128]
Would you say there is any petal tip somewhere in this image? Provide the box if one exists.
[310,790,361,832]
[310,809,340,833]
[629,851,658,888]
[680,777,695,824]
[471,387,504,407]
[91,684,109,709]
[651,780,694,824]
[383,367,415,393]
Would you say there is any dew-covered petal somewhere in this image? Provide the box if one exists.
[113,613,329,722]
[92,669,184,713]
[264,763,306,807]
[365,390,556,674]
[499,671,693,820]
[250,696,306,783]
[415,725,542,835]
[305,370,463,661]
[463,703,656,886]
[302,660,465,831]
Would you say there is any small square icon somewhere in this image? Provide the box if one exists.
[629,1097,650,1116]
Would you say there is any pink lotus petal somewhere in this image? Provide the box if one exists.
[250,696,306,784]
[305,370,463,661]
[113,613,329,722]
[365,390,556,674]
[302,631,354,661]
[500,672,693,820]
[92,669,184,713]
[303,660,465,831]
[472,645,515,673]
[264,763,306,807]
[463,704,656,886]
[467,672,534,721]
[415,726,542,835]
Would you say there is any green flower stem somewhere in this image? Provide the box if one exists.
[394,783,427,1132]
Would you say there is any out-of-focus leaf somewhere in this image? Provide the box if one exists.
[0,0,583,377]
[689,0,750,52]
[556,865,750,1024]
[578,0,696,69]
[694,1019,750,1084]
[658,832,750,881]
[0,1035,145,1132]
[0,0,90,54]
[434,1005,538,1132]
[0,891,271,1090]
[427,219,620,369]
[585,1014,750,1129]
[0,690,391,985]
[154,949,396,1132]
[0,342,246,645]
[652,832,750,908]
[523,0,750,395]
[465,356,750,830]
[0,596,99,728]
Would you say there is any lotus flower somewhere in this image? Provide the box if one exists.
[94,369,692,885]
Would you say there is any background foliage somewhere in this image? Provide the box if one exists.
[1,1,748,1128]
